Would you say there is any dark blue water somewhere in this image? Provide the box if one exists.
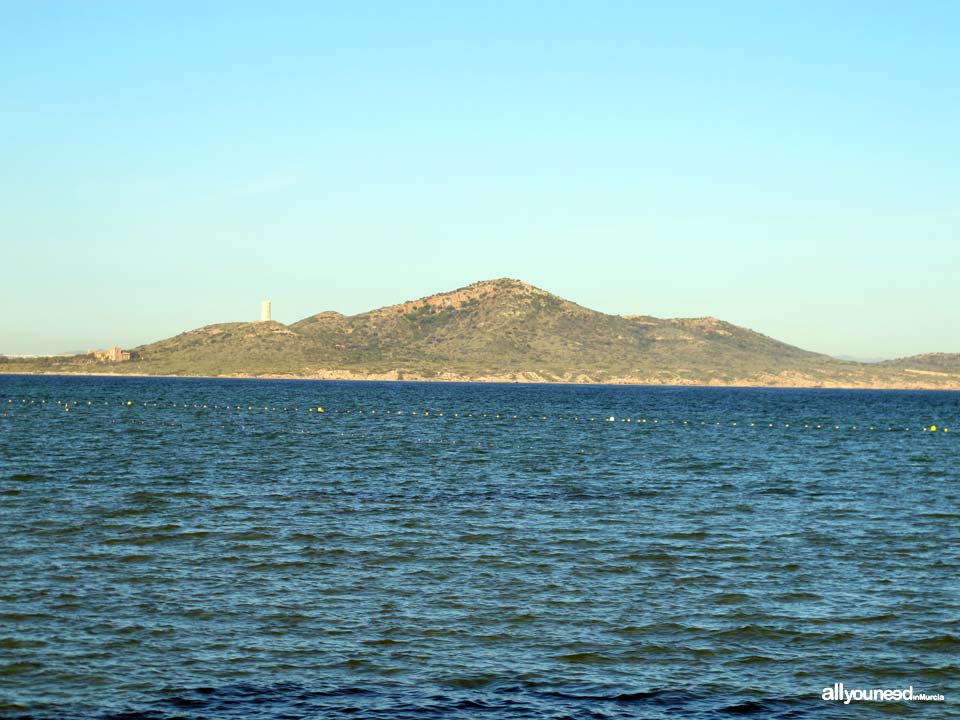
[1,375,957,719]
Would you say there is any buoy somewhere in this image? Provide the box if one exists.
[931,425,938,432]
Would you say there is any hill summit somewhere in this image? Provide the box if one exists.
[3,279,959,388]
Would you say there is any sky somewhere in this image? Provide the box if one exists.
[1,1,957,359]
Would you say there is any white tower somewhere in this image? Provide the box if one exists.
[260,300,272,322]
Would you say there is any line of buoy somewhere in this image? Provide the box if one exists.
[1,397,953,433]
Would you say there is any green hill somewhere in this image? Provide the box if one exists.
[878,353,960,379]
[2,279,959,388]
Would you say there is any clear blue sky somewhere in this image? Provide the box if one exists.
[2,1,957,358]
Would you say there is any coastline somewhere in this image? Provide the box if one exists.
[2,368,959,391]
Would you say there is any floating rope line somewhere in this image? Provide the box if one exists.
[0,397,953,434]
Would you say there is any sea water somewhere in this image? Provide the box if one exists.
[1,375,957,719]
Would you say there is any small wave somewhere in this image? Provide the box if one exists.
[0,637,48,649]
[901,633,959,650]
[555,651,616,663]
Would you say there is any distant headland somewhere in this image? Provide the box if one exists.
[2,279,959,389]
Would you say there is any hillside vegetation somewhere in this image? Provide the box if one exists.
[3,279,959,389]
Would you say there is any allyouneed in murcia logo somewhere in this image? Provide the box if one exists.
[822,684,945,704]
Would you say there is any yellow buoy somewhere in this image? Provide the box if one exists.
[931,425,938,432]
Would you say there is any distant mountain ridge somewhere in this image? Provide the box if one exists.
[2,278,959,389]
